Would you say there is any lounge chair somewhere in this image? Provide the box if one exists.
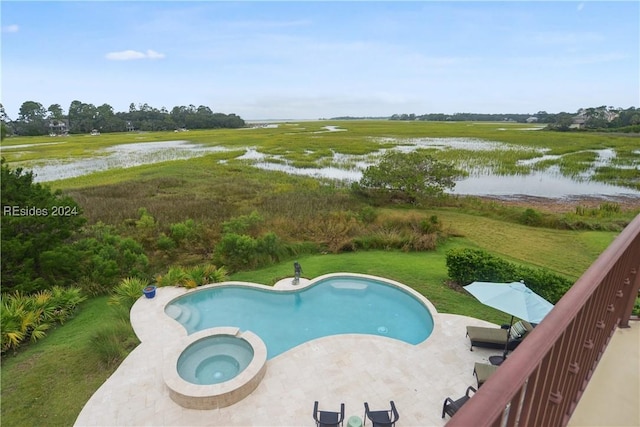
[473,362,498,388]
[442,386,477,419]
[313,401,345,427]
[363,401,399,427]
[465,321,533,351]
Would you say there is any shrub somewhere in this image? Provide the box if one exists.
[445,248,572,304]
[39,223,149,292]
[519,208,543,226]
[214,233,259,271]
[221,211,264,236]
[169,219,199,246]
[156,234,177,251]
[445,248,517,285]
[1,160,86,293]
[357,206,378,224]
[108,277,149,309]
[156,264,228,288]
[1,287,86,353]
[91,318,139,368]
[156,266,188,287]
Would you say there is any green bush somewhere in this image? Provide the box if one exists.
[214,233,259,271]
[91,316,139,368]
[519,208,543,226]
[169,218,200,246]
[1,287,86,353]
[357,206,378,224]
[156,234,177,251]
[155,264,228,288]
[108,277,149,309]
[445,248,572,304]
[221,211,264,236]
[446,248,517,285]
[39,223,149,292]
[1,160,86,293]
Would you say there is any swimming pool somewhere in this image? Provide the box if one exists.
[165,274,434,359]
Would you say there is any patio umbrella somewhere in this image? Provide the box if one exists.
[463,281,554,364]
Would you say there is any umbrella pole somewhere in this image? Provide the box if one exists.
[489,315,513,366]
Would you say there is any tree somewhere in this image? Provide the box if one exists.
[16,101,47,135]
[68,100,98,133]
[1,159,86,293]
[0,104,9,140]
[47,104,65,120]
[357,151,460,204]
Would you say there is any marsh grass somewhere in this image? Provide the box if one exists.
[6,120,639,190]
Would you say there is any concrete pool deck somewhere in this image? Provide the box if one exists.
[74,279,505,426]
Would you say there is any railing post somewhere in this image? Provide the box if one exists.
[619,267,640,328]
[446,214,640,427]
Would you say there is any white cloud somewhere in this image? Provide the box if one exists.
[2,24,19,33]
[105,49,165,61]
[577,3,585,12]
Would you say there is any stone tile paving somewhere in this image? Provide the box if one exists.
[75,280,500,427]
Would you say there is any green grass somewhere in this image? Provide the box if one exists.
[0,296,122,427]
[418,208,618,277]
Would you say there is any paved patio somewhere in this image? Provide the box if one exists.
[74,277,505,426]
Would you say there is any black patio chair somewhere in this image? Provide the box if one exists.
[441,386,477,419]
[313,401,345,427]
[363,401,399,427]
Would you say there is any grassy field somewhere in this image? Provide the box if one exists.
[1,120,637,426]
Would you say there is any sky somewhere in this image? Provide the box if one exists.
[1,1,639,120]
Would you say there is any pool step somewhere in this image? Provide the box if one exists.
[166,304,201,331]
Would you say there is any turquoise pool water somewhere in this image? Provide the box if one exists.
[177,335,254,385]
[165,276,434,359]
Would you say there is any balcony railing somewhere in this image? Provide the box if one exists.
[448,213,640,427]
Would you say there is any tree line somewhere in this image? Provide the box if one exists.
[1,101,245,137]
[389,106,640,131]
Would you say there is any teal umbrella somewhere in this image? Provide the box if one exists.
[464,281,554,324]
[464,281,554,364]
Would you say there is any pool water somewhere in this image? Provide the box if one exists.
[177,335,254,385]
[165,276,434,359]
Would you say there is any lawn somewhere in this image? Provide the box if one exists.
[1,297,122,427]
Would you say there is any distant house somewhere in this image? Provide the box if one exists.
[526,116,538,123]
[90,129,100,136]
[571,107,619,129]
[126,121,135,132]
[48,119,69,136]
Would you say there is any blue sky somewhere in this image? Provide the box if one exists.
[1,1,638,120]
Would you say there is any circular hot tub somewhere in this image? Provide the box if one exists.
[178,335,254,385]
[164,327,267,409]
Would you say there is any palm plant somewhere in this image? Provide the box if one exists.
[109,277,149,309]
[155,266,188,288]
[203,264,228,283]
